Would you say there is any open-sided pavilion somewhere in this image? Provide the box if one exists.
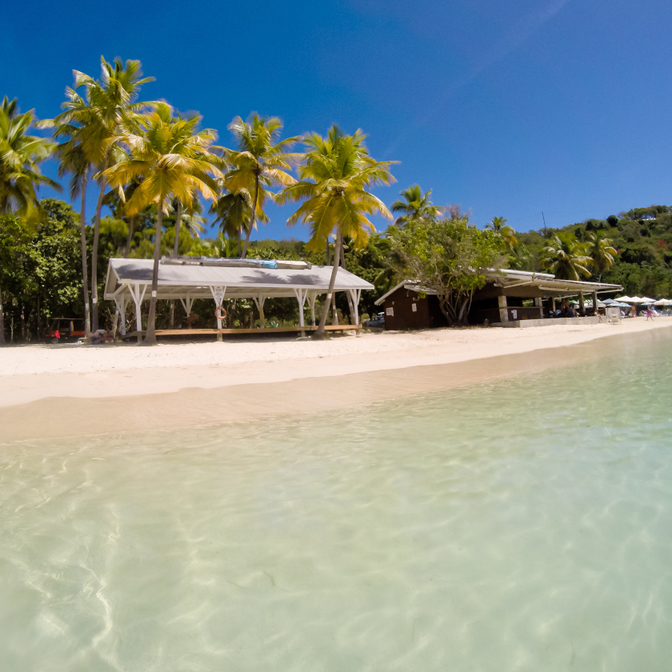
[103,257,373,338]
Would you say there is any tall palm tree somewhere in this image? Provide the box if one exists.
[391,184,441,225]
[486,216,518,252]
[541,233,591,280]
[277,125,396,337]
[104,102,221,344]
[587,231,617,282]
[49,57,154,331]
[210,186,252,257]
[224,114,300,258]
[0,97,58,218]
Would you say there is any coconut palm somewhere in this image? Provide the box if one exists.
[168,197,206,256]
[49,57,154,330]
[0,97,58,218]
[486,216,518,252]
[391,184,441,225]
[104,102,221,344]
[587,231,617,282]
[277,125,396,337]
[224,114,300,258]
[210,186,252,257]
[541,233,591,280]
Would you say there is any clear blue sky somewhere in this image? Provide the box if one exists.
[3,0,671,240]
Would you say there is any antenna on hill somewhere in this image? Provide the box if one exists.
[542,211,547,235]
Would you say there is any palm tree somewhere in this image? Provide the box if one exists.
[104,102,221,344]
[0,97,59,344]
[210,185,252,257]
[541,233,591,280]
[0,97,58,218]
[391,184,441,225]
[486,216,518,252]
[224,114,300,258]
[168,197,206,256]
[277,125,396,337]
[49,57,154,331]
[587,231,617,282]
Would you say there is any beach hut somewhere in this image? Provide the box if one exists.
[104,257,373,339]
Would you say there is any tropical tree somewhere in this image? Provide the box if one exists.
[587,231,617,282]
[224,114,300,258]
[486,216,518,252]
[210,186,252,257]
[104,102,221,344]
[387,216,504,326]
[277,125,397,336]
[391,184,442,225]
[49,57,154,331]
[0,97,58,218]
[541,233,591,280]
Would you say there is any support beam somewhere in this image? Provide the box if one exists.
[128,283,147,342]
[209,286,227,330]
[592,291,598,316]
[348,288,362,325]
[294,288,308,328]
[179,295,195,318]
[254,296,266,328]
[498,295,509,322]
[113,295,129,336]
[578,291,585,316]
[534,296,543,319]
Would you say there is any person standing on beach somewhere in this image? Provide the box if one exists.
[646,306,654,320]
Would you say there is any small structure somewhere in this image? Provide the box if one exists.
[374,270,622,329]
[374,282,447,330]
[103,257,373,338]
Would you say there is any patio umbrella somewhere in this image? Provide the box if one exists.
[602,298,619,306]
[615,296,634,302]
[654,298,672,306]
[640,296,655,304]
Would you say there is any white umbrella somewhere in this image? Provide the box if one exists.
[640,297,655,304]
[654,298,672,306]
[616,296,634,303]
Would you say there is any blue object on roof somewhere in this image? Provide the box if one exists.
[258,259,278,269]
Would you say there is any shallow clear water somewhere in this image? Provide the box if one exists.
[2,330,672,671]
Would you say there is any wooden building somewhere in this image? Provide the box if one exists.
[374,271,622,329]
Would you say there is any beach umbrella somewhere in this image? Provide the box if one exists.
[603,298,620,306]
[640,296,655,304]
[615,296,634,303]
[654,298,672,306]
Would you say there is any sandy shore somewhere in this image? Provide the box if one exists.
[1,319,671,442]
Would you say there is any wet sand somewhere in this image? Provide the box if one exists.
[2,320,671,442]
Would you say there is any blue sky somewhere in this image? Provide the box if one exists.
[2,0,672,240]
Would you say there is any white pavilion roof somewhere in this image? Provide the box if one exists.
[104,257,374,301]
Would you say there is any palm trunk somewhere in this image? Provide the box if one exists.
[124,215,136,258]
[173,200,182,256]
[144,202,163,345]
[0,285,5,344]
[170,201,182,328]
[315,231,342,338]
[80,170,91,336]
[340,240,355,323]
[91,171,107,332]
[241,177,259,259]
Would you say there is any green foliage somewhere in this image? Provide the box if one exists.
[387,216,504,325]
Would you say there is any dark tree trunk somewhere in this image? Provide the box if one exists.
[91,171,107,332]
[0,285,5,344]
[241,177,259,259]
[315,231,342,338]
[144,202,164,345]
[80,171,91,335]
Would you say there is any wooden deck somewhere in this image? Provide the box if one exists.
[121,324,362,340]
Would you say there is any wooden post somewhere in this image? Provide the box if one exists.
[498,295,509,322]
[534,296,543,318]
[592,291,598,316]
[579,291,585,316]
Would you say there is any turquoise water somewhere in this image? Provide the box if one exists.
[2,329,672,671]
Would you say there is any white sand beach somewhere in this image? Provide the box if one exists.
[1,319,671,441]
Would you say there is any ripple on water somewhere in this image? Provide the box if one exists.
[1,331,672,671]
